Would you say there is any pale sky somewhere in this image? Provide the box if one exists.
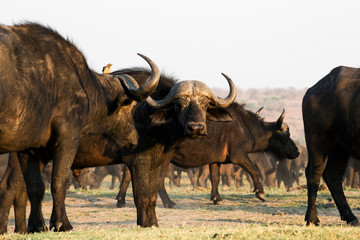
[1,0,360,90]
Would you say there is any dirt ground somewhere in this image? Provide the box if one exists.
[5,176,360,233]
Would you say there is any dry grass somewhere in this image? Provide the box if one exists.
[2,174,360,239]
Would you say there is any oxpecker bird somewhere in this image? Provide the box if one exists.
[102,63,112,74]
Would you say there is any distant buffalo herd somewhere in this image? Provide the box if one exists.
[0,22,359,234]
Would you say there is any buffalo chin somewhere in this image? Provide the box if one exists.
[186,133,207,139]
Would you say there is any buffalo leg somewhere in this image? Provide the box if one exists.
[14,188,28,234]
[231,154,265,201]
[0,157,12,234]
[110,175,116,190]
[344,160,354,188]
[323,149,358,225]
[12,153,28,234]
[276,171,282,188]
[234,168,241,189]
[0,153,27,234]
[304,146,327,226]
[49,126,82,232]
[353,171,360,189]
[130,159,160,227]
[158,160,176,208]
[193,168,200,189]
[173,169,181,187]
[209,163,222,204]
[146,165,162,226]
[116,166,131,208]
[226,167,232,187]
[113,166,123,190]
[198,165,209,188]
[187,169,195,186]
[17,152,47,233]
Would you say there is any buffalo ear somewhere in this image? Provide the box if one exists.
[206,108,233,122]
[149,109,174,125]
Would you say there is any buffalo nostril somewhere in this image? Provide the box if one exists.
[188,123,205,131]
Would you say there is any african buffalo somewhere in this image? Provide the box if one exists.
[193,165,210,189]
[116,104,299,208]
[114,69,236,227]
[41,162,96,190]
[344,157,360,189]
[162,106,299,206]
[302,66,360,226]
[82,165,125,190]
[0,22,160,232]
[0,67,236,231]
[266,141,307,190]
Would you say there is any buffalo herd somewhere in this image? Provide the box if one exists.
[0,22,359,234]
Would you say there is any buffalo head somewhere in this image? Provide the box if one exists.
[265,110,300,159]
[95,53,160,150]
[147,73,237,137]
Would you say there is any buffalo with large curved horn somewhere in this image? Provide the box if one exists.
[146,73,236,109]
[116,53,160,102]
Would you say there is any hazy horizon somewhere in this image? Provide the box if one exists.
[1,0,360,90]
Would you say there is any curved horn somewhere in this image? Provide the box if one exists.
[209,73,237,107]
[119,53,160,101]
[145,83,180,109]
[255,107,264,115]
[276,109,286,129]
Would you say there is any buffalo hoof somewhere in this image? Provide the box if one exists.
[255,192,266,202]
[306,220,320,226]
[305,215,320,226]
[213,199,223,205]
[348,219,360,226]
[116,200,126,208]
[50,221,73,232]
[27,224,48,233]
[163,201,177,209]
[14,225,27,234]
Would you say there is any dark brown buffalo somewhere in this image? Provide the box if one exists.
[0,22,161,233]
[162,105,298,206]
[191,164,238,189]
[193,165,210,189]
[0,68,237,231]
[84,165,124,190]
[302,66,360,226]
[270,142,307,190]
[114,163,180,195]
[41,162,96,190]
[344,157,360,189]
[219,164,237,188]
[116,104,299,208]
[115,70,236,227]
[194,153,279,203]
[164,164,182,189]
[172,165,195,188]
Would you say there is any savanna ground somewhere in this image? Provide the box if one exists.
[3,173,360,240]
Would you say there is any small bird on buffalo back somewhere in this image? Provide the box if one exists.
[102,63,112,74]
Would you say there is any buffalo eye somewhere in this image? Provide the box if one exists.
[121,99,133,106]
[198,98,210,109]
[118,95,133,106]
[280,133,290,144]
[174,99,188,110]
